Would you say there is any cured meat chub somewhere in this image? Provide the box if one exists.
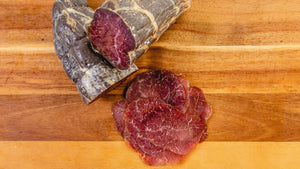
[88,0,191,69]
[52,0,138,104]
[112,70,212,165]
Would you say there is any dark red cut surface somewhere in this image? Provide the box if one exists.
[125,70,190,111]
[123,98,184,165]
[88,8,135,70]
[186,87,211,121]
[171,75,190,112]
[145,104,205,155]
[125,71,170,103]
[112,100,127,137]
[111,70,212,166]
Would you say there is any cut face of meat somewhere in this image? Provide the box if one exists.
[145,104,205,155]
[125,71,170,103]
[141,150,186,166]
[123,98,184,165]
[199,125,208,142]
[170,75,190,112]
[112,100,127,137]
[52,0,139,104]
[198,101,212,121]
[88,0,191,69]
[125,70,189,111]
[186,87,211,121]
[123,98,164,152]
[88,8,135,70]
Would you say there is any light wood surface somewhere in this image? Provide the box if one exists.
[0,0,300,168]
[0,142,299,169]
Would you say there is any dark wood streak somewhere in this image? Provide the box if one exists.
[0,94,299,141]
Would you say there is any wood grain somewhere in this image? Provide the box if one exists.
[2,0,300,46]
[1,0,300,167]
[1,47,300,95]
[0,93,299,141]
[0,142,299,169]
[0,0,299,143]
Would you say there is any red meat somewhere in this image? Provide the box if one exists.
[111,70,212,166]
[125,70,190,111]
[112,100,127,137]
[125,71,170,103]
[145,104,205,155]
[123,98,184,165]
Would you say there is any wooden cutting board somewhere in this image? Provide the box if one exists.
[0,0,299,168]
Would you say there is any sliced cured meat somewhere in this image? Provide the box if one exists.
[199,125,208,142]
[123,98,164,152]
[125,70,190,112]
[171,75,190,112]
[88,0,191,69]
[186,87,205,117]
[123,98,184,165]
[140,154,165,166]
[141,150,186,166]
[185,87,211,143]
[125,71,170,103]
[145,104,205,155]
[186,87,211,121]
[112,100,127,137]
[112,70,212,166]
[198,101,212,121]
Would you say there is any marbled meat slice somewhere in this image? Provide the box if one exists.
[111,70,212,166]
[141,150,186,166]
[125,71,170,103]
[112,100,127,137]
[185,87,211,143]
[145,104,205,155]
[123,98,184,165]
[125,70,190,112]
[172,75,190,112]
[186,87,211,121]
[88,0,191,69]
[151,70,190,111]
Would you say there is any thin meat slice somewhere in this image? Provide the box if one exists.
[112,70,212,166]
[198,101,212,121]
[186,87,211,121]
[123,98,184,165]
[145,104,205,155]
[112,100,127,137]
[125,70,190,112]
[153,70,190,111]
[173,75,190,112]
[185,87,211,143]
[141,150,186,166]
[125,71,170,103]
[199,125,208,142]
[186,87,205,117]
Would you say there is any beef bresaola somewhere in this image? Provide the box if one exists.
[88,0,191,69]
[112,70,212,165]
[52,0,138,104]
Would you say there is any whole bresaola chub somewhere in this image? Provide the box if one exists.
[88,0,191,69]
[52,0,138,104]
